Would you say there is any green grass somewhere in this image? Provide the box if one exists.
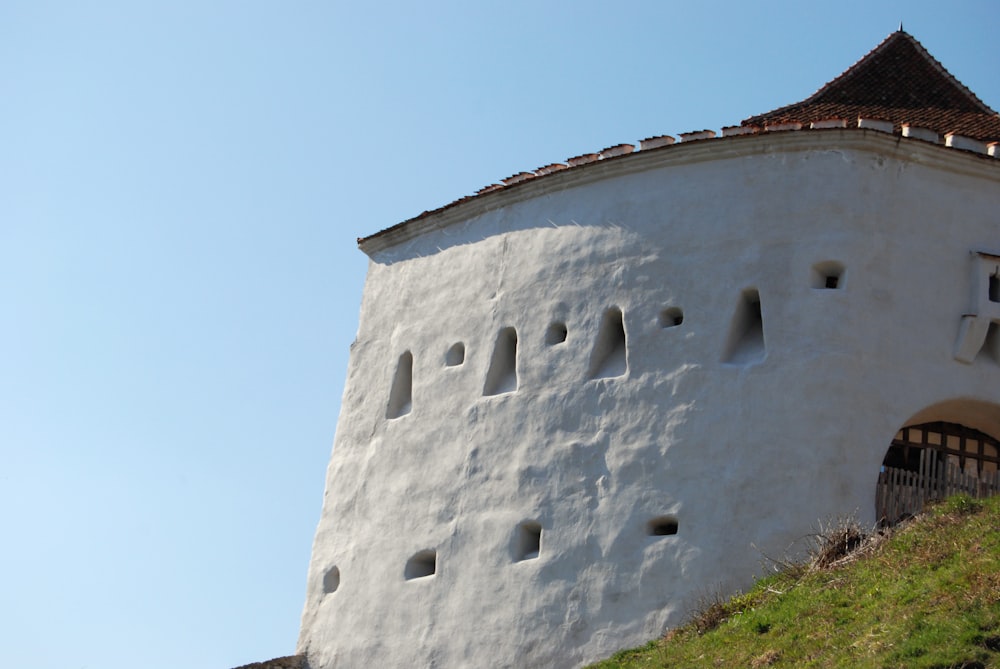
[587,495,1000,669]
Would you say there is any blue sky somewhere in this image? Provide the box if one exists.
[2,2,998,667]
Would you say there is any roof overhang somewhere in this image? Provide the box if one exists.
[359,128,1000,258]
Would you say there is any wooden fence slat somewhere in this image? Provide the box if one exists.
[877,462,1000,526]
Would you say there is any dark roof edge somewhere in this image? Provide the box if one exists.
[358,126,1000,258]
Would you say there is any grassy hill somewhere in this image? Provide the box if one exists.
[587,495,1000,669]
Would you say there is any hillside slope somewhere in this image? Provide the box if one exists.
[588,495,1000,669]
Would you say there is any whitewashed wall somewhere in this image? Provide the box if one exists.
[298,130,1000,668]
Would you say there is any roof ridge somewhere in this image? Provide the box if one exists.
[795,31,904,108]
[900,31,996,114]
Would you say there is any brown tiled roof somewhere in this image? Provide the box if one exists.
[358,31,1000,251]
[742,30,1000,141]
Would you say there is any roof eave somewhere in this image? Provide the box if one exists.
[358,129,1000,259]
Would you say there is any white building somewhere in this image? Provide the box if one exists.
[296,31,1000,668]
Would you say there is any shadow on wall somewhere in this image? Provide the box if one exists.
[366,209,636,266]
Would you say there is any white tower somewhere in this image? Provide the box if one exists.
[296,32,1000,668]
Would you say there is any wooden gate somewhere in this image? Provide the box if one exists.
[876,458,1000,525]
[876,421,1000,525]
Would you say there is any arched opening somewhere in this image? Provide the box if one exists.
[876,399,1000,525]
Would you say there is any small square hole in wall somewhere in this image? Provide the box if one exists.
[646,516,678,536]
[322,566,340,594]
[990,274,1000,303]
[811,261,845,289]
[404,550,437,580]
[659,307,683,328]
[514,521,542,561]
[545,322,568,345]
[446,342,465,366]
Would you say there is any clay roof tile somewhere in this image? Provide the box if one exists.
[742,30,1000,141]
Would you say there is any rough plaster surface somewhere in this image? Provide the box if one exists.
[298,131,1000,668]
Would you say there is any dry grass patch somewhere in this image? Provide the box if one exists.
[749,649,781,667]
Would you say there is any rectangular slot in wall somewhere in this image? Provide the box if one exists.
[386,351,413,418]
[484,327,518,395]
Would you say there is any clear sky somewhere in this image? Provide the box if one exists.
[2,2,998,668]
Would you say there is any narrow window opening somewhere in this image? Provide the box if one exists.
[483,327,518,395]
[545,322,568,345]
[322,566,340,594]
[588,307,628,379]
[659,307,684,328]
[722,288,766,366]
[984,322,1000,363]
[514,521,542,561]
[646,516,679,536]
[811,261,845,289]
[386,351,413,418]
[445,342,465,366]
[990,274,1000,303]
[404,550,437,580]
